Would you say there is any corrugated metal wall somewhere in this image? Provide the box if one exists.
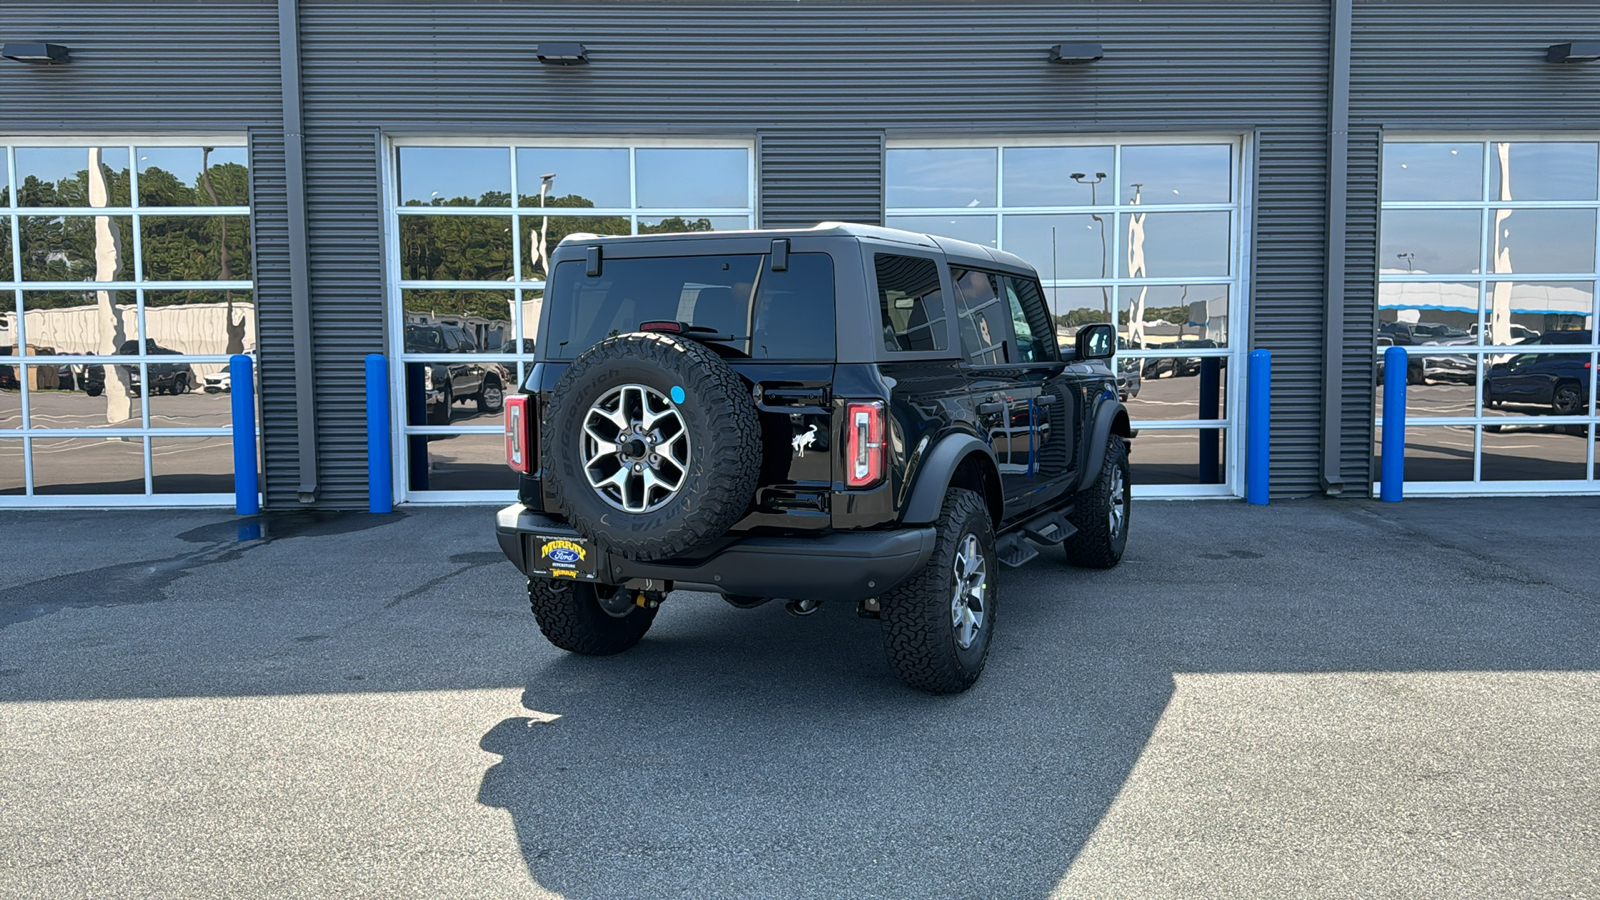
[295,0,1334,501]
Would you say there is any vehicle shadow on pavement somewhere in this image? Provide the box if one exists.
[474,498,1600,899]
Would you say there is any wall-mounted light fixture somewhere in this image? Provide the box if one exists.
[2,42,71,65]
[1546,41,1600,63]
[1049,42,1103,65]
[536,42,588,66]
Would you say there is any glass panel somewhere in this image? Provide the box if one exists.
[1128,428,1226,485]
[1001,147,1113,207]
[1489,142,1599,202]
[1373,355,1476,419]
[402,359,513,427]
[749,253,836,360]
[20,290,138,356]
[0,373,19,427]
[1382,143,1483,202]
[151,436,234,493]
[141,216,252,281]
[884,214,996,247]
[1,291,16,356]
[637,215,747,235]
[516,289,542,354]
[1120,145,1232,205]
[1480,282,1594,346]
[1380,209,1482,276]
[23,365,142,428]
[1484,351,1594,417]
[1049,286,1113,328]
[1481,425,1588,481]
[0,439,21,494]
[146,370,224,427]
[30,436,145,495]
[413,432,519,492]
[1119,211,1230,277]
[1381,425,1474,482]
[519,212,629,281]
[1378,283,1479,338]
[1001,214,1109,279]
[951,269,1010,365]
[634,148,748,209]
[19,215,134,281]
[401,290,514,355]
[1488,208,1596,275]
[1,213,11,263]
[14,147,131,207]
[396,147,511,207]
[1,153,9,206]
[137,147,249,207]
[1005,277,1057,361]
[145,289,255,356]
[1121,284,1230,348]
[885,148,997,209]
[1125,358,1227,422]
[399,215,513,281]
[516,148,630,209]
[874,254,946,353]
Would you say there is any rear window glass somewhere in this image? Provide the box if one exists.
[876,254,947,352]
[543,252,835,360]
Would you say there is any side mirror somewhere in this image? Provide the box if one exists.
[1075,322,1115,360]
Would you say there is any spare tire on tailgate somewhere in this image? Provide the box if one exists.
[543,332,762,561]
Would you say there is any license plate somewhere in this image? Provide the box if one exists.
[530,534,597,580]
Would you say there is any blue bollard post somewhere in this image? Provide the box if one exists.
[1380,345,1408,502]
[230,354,259,516]
[366,354,393,514]
[1246,349,1271,505]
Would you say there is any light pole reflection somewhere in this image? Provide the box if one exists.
[1070,172,1110,325]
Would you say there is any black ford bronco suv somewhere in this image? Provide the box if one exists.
[495,223,1133,693]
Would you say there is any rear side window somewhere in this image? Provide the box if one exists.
[876,254,947,352]
[951,268,1010,365]
[543,252,835,360]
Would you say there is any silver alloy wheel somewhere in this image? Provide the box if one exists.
[581,383,691,513]
[1109,463,1127,537]
[950,533,988,651]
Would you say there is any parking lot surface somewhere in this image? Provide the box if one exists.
[2,497,1597,899]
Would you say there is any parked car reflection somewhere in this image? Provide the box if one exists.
[404,323,509,424]
[1484,330,1593,419]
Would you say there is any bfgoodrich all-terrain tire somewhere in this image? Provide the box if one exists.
[543,332,762,561]
[1063,436,1130,569]
[880,487,996,694]
[528,578,657,655]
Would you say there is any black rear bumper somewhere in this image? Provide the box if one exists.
[495,505,937,602]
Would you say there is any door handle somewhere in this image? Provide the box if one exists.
[1034,394,1059,407]
[977,401,1006,415]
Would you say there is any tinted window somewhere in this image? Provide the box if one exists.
[1005,277,1058,362]
[544,252,834,360]
[951,268,1010,365]
[875,255,947,353]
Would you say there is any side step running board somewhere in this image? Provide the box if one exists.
[995,507,1078,568]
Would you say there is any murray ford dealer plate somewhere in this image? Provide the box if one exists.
[530,535,599,580]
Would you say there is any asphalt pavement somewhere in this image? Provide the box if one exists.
[1,497,1597,899]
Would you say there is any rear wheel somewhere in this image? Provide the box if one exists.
[527,578,657,655]
[880,487,995,694]
[478,378,504,413]
[1063,437,1130,569]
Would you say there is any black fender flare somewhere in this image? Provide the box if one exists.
[900,434,1001,525]
[1077,398,1134,492]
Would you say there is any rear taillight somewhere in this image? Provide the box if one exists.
[846,401,886,488]
[505,394,533,474]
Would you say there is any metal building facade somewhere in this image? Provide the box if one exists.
[3,0,1598,507]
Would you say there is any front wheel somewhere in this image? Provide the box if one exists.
[1552,383,1583,416]
[527,579,657,655]
[1063,436,1131,569]
[879,487,996,694]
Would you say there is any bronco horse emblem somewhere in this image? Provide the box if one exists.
[791,424,819,457]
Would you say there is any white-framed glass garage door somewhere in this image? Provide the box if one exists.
[885,136,1251,498]
[1378,136,1599,495]
[1,139,256,507]
[382,138,757,504]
